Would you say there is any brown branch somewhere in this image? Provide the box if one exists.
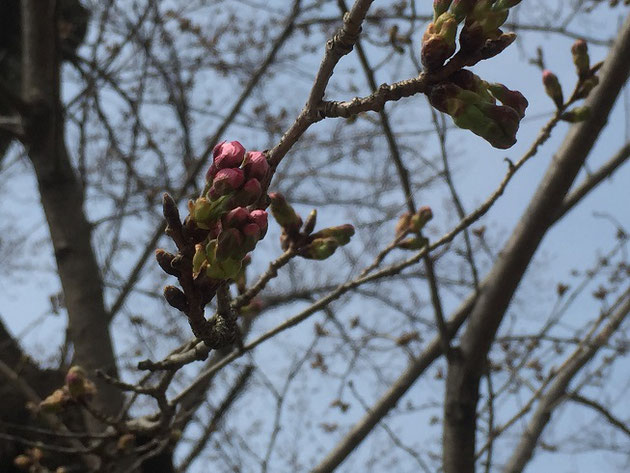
[503,287,630,473]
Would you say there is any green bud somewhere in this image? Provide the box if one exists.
[575,75,599,100]
[398,236,429,250]
[571,39,590,79]
[560,106,591,122]
[300,237,339,260]
[303,209,318,235]
[269,192,302,233]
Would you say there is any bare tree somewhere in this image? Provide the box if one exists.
[1,1,629,472]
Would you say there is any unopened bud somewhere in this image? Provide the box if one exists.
[487,82,528,118]
[398,235,429,250]
[209,168,245,199]
[300,237,339,260]
[302,209,318,235]
[542,70,564,109]
[421,12,458,70]
[269,192,302,234]
[223,207,249,229]
[480,32,516,59]
[571,39,590,79]
[234,178,262,206]
[155,249,180,277]
[164,285,188,312]
[450,0,476,22]
[213,141,245,170]
[249,209,269,237]
[310,224,355,246]
[216,228,244,262]
[163,193,182,232]
[242,151,269,181]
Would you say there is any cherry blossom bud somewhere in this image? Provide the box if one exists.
[213,141,245,170]
[480,32,516,59]
[302,209,317,235]
[542,70,564,109]
[206,257,242,280]
[571,39,590,79]
[421,12,458,70]
[155,249,180,277]
[236,178,262,206]
[242,223,262,253]
[249,209,269,237]
[487,83,528,118]
[205,163,218,182]
[243,151,269,181]
[399,235,429,250]
[269,192,302,234]
[209,168,245,199]
[164,285,188,312]
[310,224,355,246]
[300,237,339,260]
[223,207,249,229]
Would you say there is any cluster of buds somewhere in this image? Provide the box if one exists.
[422,0,522,70]
[543,39,600,121]
[269,193,355,260]
[395,206,433,250]
[38,366,96,413]
[184,141,270,281]
[193,207,268,280]
[429,69,528,149]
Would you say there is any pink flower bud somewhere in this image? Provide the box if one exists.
[243,151,270,181]
[241,178,263,203]
[223,207,249,228]
[209,168,245,199]
[249,209,269,236]
[213,141,246,170]
[205,163,218,182]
